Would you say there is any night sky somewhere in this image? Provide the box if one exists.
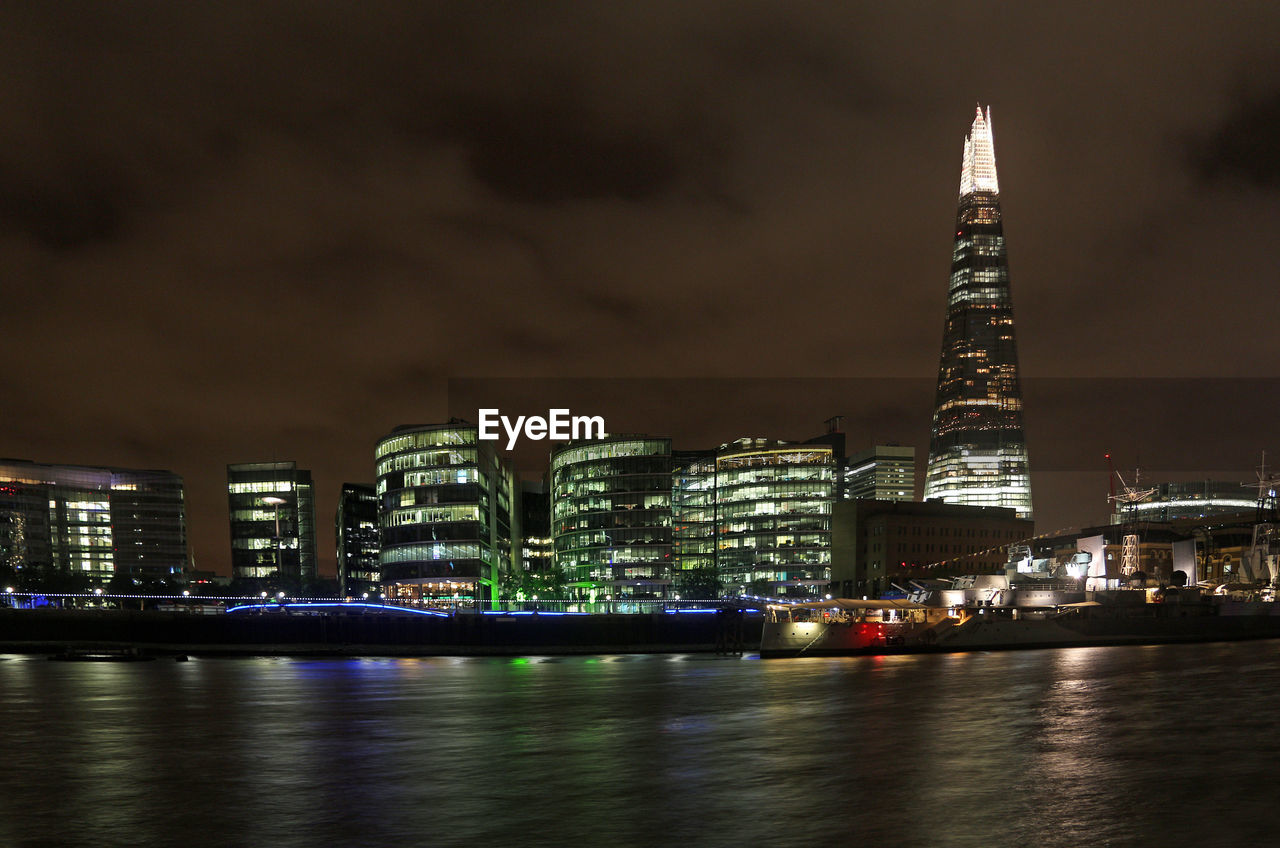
[3,3,1278,577]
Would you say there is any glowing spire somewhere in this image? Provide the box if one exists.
[959,104,999,197]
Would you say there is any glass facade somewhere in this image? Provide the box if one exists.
[336,483,380,596]
[375,422,514,604]
[551,435,837,600]
[0,460,187,584]
[109,470,188,581]
[924,106,1033,519]
[671,450,718,596]
[226,461,317,583]
[551,437,673,597]
[712,439,834,597]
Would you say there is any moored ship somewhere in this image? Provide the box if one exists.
[760,575,1280,657]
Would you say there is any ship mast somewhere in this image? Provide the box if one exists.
[1108,461,1155,577]
[1241,452,1280,588]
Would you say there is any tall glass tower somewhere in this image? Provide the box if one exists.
[923,106,1033,520]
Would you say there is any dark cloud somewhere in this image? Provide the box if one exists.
[1193,89,1280,189]
[0,165,131,250]
[443,97,682,204]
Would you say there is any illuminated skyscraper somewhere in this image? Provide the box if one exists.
[923,106,1033,519]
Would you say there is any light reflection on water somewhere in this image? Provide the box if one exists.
[3,643,1280,847]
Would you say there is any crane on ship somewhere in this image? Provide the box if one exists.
[1105,453,1155,577]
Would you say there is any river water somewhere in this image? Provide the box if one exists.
[1,642,1277,847]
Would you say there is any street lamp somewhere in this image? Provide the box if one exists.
[262,496,288,583]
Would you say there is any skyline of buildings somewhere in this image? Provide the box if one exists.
[4,107,1275,594]
[5,440,1278,596]
[923,105,1033,520]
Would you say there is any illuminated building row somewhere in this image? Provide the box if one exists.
[550,435,837,599]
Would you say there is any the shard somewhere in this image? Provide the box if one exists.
[923,106,1033,519]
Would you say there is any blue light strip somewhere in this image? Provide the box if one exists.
[225,602,450,617]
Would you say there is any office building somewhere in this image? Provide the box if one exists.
[227,461,317,583]
[712,438,835,597]
[551,436,673,599]
[0,459,187,585]
[336,483,380,596]
[923,106,1033,519]
[375,421,515,604]
[845,445,915,502]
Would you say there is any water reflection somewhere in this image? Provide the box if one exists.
[3,645,1280,846]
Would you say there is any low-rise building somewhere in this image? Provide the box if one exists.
[832,499,1033,598]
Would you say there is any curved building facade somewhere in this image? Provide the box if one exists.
[714,439,834,596]
[551,437,672,598]
[375,422,514,604]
